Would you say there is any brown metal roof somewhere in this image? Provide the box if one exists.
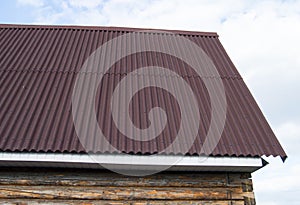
[0,24,287,160]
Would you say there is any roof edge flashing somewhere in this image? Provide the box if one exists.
[0,152,263,172]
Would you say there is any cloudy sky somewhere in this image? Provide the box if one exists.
[1,0,299,204]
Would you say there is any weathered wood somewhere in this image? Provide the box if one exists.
[227,173,255,204]
[0,185,243,200]
[0,171,228,188]
[0,199,245,205]
[0,169,255,204]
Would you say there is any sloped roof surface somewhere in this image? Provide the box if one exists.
[0,24,287,160]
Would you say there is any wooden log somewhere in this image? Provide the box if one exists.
[0,172,229,188]
[0,199,245,205]
[227,173,255,204]
[0,185,243,200]
[0,169,255,204]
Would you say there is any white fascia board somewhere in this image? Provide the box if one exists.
[0,152,264,172]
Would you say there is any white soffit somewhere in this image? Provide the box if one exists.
[0,152,265,172]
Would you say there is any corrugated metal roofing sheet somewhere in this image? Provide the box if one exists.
[0,24,287,160]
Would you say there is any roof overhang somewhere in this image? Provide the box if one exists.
[0,152,265,173]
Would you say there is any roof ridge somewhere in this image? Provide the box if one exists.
[0,24,218,37]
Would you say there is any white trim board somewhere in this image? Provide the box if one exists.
[0,152,265,172]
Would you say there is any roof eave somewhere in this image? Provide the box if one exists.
[0,152,264,173]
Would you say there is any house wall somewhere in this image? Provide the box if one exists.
[0,168,255,205]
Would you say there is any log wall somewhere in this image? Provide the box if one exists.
[0,168,255,205]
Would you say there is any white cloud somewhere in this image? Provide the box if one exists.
[217,1,300,126]
[276,121,300,141]
[68,0,104,9]
[17,0,44,7]
[29,0,107,25]
[253,121,300,204]
[253,156,300,205]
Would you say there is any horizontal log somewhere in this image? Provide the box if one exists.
[228,173,252,187]
[0,171,230,188]
[0,185,243,200]
[0,170,254,203]
[0,199,245,205]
